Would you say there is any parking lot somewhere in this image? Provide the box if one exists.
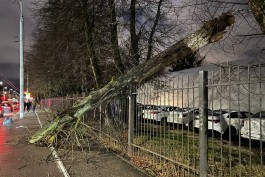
[137,104,264,142]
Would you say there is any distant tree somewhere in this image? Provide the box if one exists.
[117,0,180,66]
[25,0,113,96]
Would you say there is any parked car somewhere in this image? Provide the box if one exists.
[0,106,3,118]
[167,107,198,127]
[194,110,253,136]
[142,105,170,125]
[1,105,13,117]
[241,111,265,141]
[1,102,13,112]
[12,101,19,110]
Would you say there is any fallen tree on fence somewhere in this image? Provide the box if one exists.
[29,11,235,144]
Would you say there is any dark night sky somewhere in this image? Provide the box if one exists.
[0,0,35,91]
[0,0,264,92]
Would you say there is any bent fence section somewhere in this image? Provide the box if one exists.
[41,63,265,177]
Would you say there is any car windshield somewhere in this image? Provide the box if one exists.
[144,105,159,110]
[166,107,179,111]
[213,110,228,115]
[2,103,11,107]
[171,108,187,112]
[252,111,265,118]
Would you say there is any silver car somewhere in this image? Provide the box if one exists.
[167,108,198,127]
[241,111,265,141]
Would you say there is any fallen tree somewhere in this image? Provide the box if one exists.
[248,0,265,34]
[30,11,235,144]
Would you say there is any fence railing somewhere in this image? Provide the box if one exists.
[40,63,265,177]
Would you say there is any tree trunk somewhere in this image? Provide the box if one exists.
[109,0,125,73]
[146,0,164,61]
[248,0,265,34]
[30,11,234,144]
[130,0,140,65]
[81,0,101,88]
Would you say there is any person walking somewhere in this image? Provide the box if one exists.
[26,100,31,112]
[24,99,28,112]
[32,99,37,112]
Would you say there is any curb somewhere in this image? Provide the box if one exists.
[112,152,155,177]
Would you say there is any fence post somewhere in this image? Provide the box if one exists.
[199,70,208,177]
[99,104,102,139]
[128,83,136,153]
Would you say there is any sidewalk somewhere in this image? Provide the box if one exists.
[0,109,150,177]
[0,111,61,177]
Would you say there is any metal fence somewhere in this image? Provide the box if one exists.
[40,63,265,177]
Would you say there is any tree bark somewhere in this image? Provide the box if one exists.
[30,11,234,144]
[81,0,101,88]
[146,0,164,61]
[109,0,125,73]
[130,0,140,65]
[248,0,265,34]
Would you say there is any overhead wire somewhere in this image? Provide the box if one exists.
[0,71,19,91]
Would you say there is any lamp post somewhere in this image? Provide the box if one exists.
[19,0,24,118]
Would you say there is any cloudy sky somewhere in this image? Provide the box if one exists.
[0,0,35,90]
[0,0,264,91]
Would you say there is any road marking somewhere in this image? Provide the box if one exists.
[35,111,43,128]
[15,125,31,133]
[35,111,70,177]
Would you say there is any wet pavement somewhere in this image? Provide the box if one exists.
[0,111,62,177]
[0,109,150,177]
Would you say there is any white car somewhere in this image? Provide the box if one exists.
[241,111,265,141]
[142,105,170,125]
[167,108,198,127]
[194,110,252,136]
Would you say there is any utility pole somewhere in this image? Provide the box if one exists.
[19,0,24,118]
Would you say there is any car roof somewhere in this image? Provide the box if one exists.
[2,101,14,103]
[252,111,265,118]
